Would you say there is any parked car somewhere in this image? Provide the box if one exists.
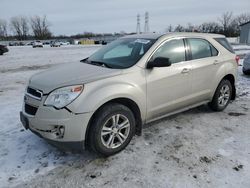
[19,42,25,46]
[0,44,9,55]
[60,41,70,45]
[26,42,34,46]
[243,53,250,75]
[20,33,238,156]
[50,41,61,47]
[9,42,19,46]
[43,41,51,45]
[32,41,43,48]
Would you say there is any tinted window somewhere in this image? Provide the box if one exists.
[188,38,214,60]
[211,44,219,56]
[215,38,234,53]
[151,39,186,64]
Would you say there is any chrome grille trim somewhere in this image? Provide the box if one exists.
[26,87,43,100]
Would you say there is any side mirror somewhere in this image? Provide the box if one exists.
[147,57,171,69]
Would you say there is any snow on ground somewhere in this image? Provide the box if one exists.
[0,45,250,188]
[0,45,101,187]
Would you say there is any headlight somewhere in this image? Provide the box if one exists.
[44,85,83,109]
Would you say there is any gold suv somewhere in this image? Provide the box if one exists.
[20,33,238,156]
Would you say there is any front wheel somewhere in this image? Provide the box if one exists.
[88,103,135,156]
[209,79,232,111]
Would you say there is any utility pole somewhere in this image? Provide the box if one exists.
[144,11,149,33]
[136,14,141,34]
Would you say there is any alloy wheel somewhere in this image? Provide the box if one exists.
[101,114,130,149]
[218,84,230,107]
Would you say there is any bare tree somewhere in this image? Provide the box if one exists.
[198,22,221,33]
[10,16,29,40]
[0,19,8,39]
[185,23,197,32]
[234,13,250,25]
[166,24,173,32]
[231,13,250,35]
[30,15,52,39]
[218,12,234,36]
[174,24,185,32]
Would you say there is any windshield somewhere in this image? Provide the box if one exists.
[85,38,156,69]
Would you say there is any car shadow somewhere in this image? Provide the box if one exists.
[144,104,214,129]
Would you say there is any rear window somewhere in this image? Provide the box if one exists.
[214,38,234,53]
[188,38,218,60]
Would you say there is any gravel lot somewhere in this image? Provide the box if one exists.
[0,45,250,188]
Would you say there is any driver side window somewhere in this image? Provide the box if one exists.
[151,39,186,64]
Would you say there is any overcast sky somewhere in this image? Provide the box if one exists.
[1,0,250,35]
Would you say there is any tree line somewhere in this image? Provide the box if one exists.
[0,12,250,41]
[0,15,51,40]
[166,12,250,37]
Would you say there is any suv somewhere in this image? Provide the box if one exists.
[32,41,43,48]
[20,33,237,156]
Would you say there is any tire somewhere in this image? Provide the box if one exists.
[0,50,3,55]
[209,79,232,111]
[88,103,136,156]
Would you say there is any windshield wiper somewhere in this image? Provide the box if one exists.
[80,58,112,68]
[90,61,112,68]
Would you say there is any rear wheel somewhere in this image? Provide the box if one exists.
[209,79,232,111]
[88,103,135,156]
[0,50,3,55]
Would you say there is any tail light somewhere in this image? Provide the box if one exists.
[235,55,240,66]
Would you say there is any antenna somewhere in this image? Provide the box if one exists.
[144,11,149,33]
[136,14,141,34]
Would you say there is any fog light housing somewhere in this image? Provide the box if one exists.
[52,125,65,138]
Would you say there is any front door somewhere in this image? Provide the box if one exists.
[146,38,192,121]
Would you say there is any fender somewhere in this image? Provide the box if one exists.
[210,58,237,99]
[67,74,147,122]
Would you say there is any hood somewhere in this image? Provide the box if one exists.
[29,62,122,94]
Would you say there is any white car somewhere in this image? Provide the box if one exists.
[20,33,237,156]
[51,41,61,47]
[243,53,250,75]
[32,41,43,48]
[60,41,70,45]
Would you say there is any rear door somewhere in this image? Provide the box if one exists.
[186,38,219,103]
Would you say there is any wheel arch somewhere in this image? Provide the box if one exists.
[85,97,143,148]
[222,74,236,100]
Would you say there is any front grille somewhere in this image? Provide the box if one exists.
[27,87,42,100]
[25,103,38,116]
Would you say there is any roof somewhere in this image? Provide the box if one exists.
[122,33,164,39]
[122,32,225,40]
[240,21,250,26]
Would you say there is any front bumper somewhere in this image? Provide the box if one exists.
[20,105,92,151]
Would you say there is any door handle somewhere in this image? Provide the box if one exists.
[213,60,219,65]
[181,68,190,73]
